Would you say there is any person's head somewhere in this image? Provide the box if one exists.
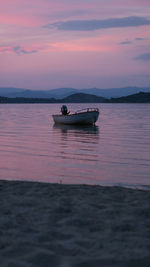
[61,105,68,115]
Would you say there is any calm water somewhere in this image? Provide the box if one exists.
[0,103,150,188]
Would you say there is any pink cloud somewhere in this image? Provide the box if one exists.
[0,45,12,53]
[0,34,119,55]
[0,45,37,55]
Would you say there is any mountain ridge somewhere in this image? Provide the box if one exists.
[0,86,150,99]
[110,91,150,103]
[0,92,150,103]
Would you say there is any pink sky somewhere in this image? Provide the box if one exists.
[0,0,150,89]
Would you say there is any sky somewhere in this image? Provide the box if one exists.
[0,0,150,90]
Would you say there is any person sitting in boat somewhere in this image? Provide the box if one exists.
[61,105,70,115]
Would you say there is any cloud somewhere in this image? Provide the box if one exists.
[135,37,145,41]
[0,45,38,55]
[13,46,37,55]
[119,37,148,45]
[119,40,132,45]
[44,16,150,31]
[134,52,150,61]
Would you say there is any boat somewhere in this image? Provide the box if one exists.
[52,105,99,125]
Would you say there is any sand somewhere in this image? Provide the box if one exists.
[0,180,150,267]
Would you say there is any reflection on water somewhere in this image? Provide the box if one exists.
[53,123,99,134]
[53,124,99,141]
[51,123,100,184]
[0,103,150,188]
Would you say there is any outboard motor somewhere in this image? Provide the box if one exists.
[61,105,68,115]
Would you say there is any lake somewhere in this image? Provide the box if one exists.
[0,103,150,189]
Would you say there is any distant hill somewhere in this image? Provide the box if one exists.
[61,93,108,103]
[80,87,150,98]
[0,91,150,104]
[0,87,77,99]
[0,96,56,104]
[0,87,25,95]
[46,88,77,98]
[110,92,150,103]
[0,89,54,99]
[0,86,150,99]
[0,93,108,104]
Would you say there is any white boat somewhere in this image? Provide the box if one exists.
[52,106,99,125]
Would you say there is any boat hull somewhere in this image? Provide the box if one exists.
[53,110,99,125]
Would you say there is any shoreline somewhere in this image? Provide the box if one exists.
[1,178,150,191]
[1,180,150,266]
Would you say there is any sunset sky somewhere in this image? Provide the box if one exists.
[1,0,150,90]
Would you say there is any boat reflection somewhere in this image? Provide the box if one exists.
[53,124,99,137]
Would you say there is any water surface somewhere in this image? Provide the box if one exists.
[0,103,150,188]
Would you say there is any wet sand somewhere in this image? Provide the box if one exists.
[0,180,150,267]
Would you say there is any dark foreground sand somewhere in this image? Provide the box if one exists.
[0,180,150,267]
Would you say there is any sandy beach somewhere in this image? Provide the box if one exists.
[0,180,150,267]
